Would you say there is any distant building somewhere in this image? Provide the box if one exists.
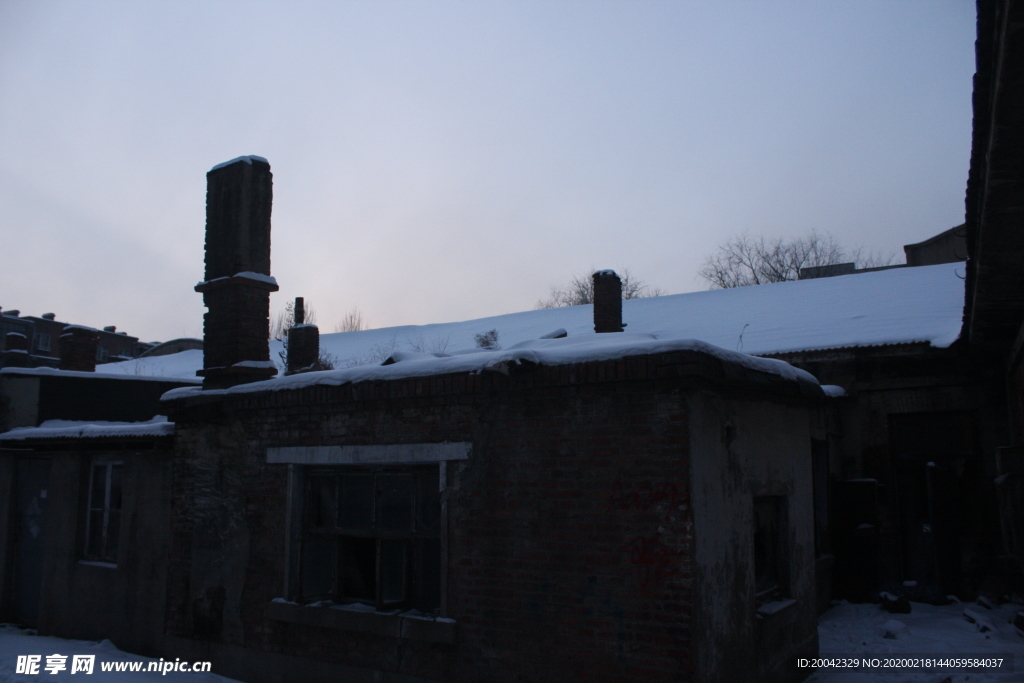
[797,224,967,281]
[0,308,155,370]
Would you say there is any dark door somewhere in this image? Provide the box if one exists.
[13,458,51,627]
[890,412,973,600]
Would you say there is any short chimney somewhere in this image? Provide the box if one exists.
[103,325,116,333]
[287,297,320,375]
[42,313,56,321]
[593,270,624,333]
[2,332,30,368]
[195,156,279,389]
[60,326,98,372]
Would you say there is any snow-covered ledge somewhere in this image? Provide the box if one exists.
[265,600,455,643]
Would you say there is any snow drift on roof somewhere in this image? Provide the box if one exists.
[209,155,268,171]
[107,262,965,383]
[0,416,174,441]
[162,335,819,401]
[0,365,200,383]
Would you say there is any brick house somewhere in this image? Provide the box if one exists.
[2,2,1024,680]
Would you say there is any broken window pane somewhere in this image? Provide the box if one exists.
[303,465,440,611]
[340,536,376,601]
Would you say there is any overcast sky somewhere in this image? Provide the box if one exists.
[0,1,976,342]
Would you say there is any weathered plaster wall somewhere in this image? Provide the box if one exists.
[690,394,817,683]
[32,448,172,656]
[0,374,40,431]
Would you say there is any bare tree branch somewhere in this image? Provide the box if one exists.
[698,232,895,288]
[536,269,664,308]
[334,308,366,333]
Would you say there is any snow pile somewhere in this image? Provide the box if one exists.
[0,416,173,442]
[103,263,964,383]
[162,334,820,400]
[809,600,1024,682]
[0,625,238,682]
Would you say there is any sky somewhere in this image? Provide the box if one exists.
[0,1,977,343]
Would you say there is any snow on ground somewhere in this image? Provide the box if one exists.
[2,598,1019,681]
[808,600,1024,682]
[0,625,238,682]
[99,263,965,383]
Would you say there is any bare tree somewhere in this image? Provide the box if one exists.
[270,299,317,341]
[536,269,664,309]
[334,308,366,333]
[698,232,896,288]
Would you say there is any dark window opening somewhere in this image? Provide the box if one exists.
[754,495,788,602]
[84,461,123,563]
[812,439,830,557]
[301,465,441,613]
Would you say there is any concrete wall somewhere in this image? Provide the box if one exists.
[690,395,817,683]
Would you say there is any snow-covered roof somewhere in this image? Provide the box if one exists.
[0,416,174,441]
[106,262,963,385]
[162,334,822,401]
[0,365,200,383]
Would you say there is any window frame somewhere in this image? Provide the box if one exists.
[83,459,124,564]
[297,464,444,614]
[753,495,789,604]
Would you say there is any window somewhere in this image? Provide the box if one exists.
[301,465,441,612]
[753,496,788,602]
[85,461,123,563]
[35,333,51,352]
[96,345,109,362]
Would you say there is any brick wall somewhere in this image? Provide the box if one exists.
[164,351,812,682]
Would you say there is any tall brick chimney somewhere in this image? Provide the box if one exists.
[2,332,30,368]
[286,296,320,375]
[60,326,98,372]
[593,270,624,333]
[195,156,279,390]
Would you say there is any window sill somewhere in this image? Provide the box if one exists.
[265,600,456,644]
[755,598,796,620]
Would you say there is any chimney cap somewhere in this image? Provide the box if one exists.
[103,326,116,332]
[209,155,269,173]
[42,312,56,320]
